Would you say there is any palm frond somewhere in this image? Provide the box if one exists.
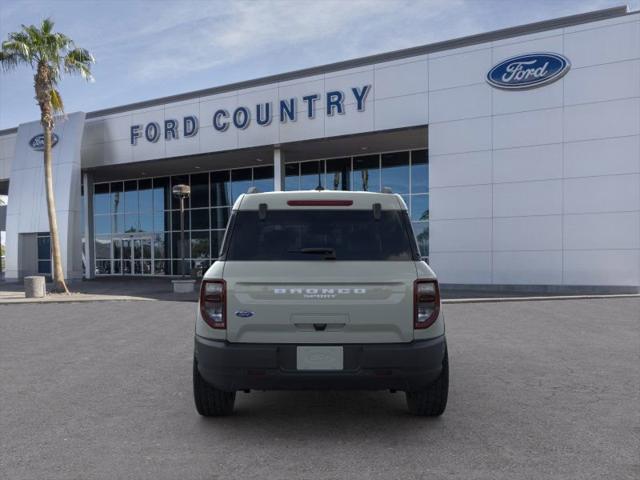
[64,47,94,81]
[50,88,64,113]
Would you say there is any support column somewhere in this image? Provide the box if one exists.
[273,147,286,191]
[83,172,95,279]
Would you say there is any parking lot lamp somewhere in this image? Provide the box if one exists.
[172,184,191,277]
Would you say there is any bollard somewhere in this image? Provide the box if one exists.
[24,276,46,298]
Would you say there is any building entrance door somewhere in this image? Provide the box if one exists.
[113,236,153,275]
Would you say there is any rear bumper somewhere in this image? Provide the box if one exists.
[194,335,446,392]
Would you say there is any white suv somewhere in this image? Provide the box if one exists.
[193,190,448,416]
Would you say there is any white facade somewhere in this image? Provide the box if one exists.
[0,7,638,290]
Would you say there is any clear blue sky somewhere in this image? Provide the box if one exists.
[0,0,634,130]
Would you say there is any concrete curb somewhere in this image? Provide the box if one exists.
[443,293,640,304]
[0,295,155,304]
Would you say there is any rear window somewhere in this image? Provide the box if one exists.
[225,209,417,261]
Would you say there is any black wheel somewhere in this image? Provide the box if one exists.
[405,348,449,416]
[193,359,236,416]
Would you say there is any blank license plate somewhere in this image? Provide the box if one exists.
[296,346,343,370]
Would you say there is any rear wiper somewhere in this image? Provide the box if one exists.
[288,247,337,260]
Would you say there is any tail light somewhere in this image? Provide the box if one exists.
[414,279,440,329]
[200,279,226,329]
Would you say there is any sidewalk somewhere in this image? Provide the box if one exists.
[0,277,199,304]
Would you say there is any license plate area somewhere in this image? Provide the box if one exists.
[296,346,343,371]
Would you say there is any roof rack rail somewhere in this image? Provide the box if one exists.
[246,186,260,194]
[381,187,393,194]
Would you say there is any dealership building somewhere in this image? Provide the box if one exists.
[0,5,639,292]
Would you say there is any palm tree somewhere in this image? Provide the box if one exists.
[0,18,94,293]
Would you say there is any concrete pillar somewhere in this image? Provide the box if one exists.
[83,172,95,279]
[273,147,286,191]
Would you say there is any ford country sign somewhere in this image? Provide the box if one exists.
[487,53,570,90]
[29,133,59,151]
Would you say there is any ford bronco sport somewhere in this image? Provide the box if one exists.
[193,190,448,416]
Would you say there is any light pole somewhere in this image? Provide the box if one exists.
[172,184,191,278]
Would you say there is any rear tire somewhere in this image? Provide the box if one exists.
[405,348,449,416]
[193,359,236,416]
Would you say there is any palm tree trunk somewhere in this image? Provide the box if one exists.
[43,122,69,293]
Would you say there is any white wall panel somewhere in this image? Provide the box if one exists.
[374,60,427,100]
[564,20,640,68]
[429,116,491,155]
[324,68,374,107]
[492,33,563,60]
[199,124,238,153]
[429,184,492,219]
[564,98,640,142]
[279,113,325,143]
[429,150,492,188]
[564,60,640,106]
[373,93,428,131]
[492,80,563,116]
[429,252,492,284]
[325,102,374,138]
[428,48,492,90]
[564,212,640,250]
[493,108,562,149]
[429,218,492,252]
[493,143,562,183]
[493,251,563,284]
[564,174,640,214]
[428,83,491,123]
[563,250,640,286]
[493,215,562,251]
[493,180,562,217]
[564,135,640,178]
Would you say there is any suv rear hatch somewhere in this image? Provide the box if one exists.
[221,206,419,344]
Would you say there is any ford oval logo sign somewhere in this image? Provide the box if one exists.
[487,53,570,90]
[235,310,254,318]
[29,133,59,151]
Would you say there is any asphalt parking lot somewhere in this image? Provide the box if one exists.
[1,298,638,479]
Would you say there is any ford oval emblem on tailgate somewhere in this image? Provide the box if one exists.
[235,310,254,318]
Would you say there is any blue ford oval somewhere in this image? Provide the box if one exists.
[29,133,59,151]
[235,310,254,318]
[487,53,570,90]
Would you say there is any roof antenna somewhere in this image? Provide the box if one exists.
[315,161,324,191]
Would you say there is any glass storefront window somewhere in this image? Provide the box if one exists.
[94,183,110,214]
[124,180,138,212]
[411,149,428,193]
[124,213,139,233]
[94,215,110,235]
[253,166,274,192]
[171,210,190,231]
[111,182,123,215]
[411,194,429,221]
[153,177,170,211]
[326,158,350,191]
[211,207,230,230]
[139,212,153,232]
[381,151,410,194]
[300,160,324,190]
[95,236,111,259]
[285,163,299,191]
[353,155,380,192]
[154,211,169,232]
[412,222,429,256]
[191,208,209,230]
[211,230,225,259]
[190,173,209,208]
[190,231,210,259]
[138,179,153,212]
[231,168,252,202]
[210,171,230,207]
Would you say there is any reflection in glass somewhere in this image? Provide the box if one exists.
[285,163,299,191]
[411,149,428,193]
[124,180,138,212]
[381,151,410,194]
[412,222,429,256]
[191,231,210,258]
[96,260,111,275]
[210,171,230,207]
[326,158,350,191]
[153,234,167,258]
[113,238,122,260]
[211,208,230,230]
[139,213,153,232]
[153,177,170,211]
[253,166,274,192]
[95,237,111,259]
[113,261,121,274]
[190,173,209,208]
[138,179,153,212]
[211,230,225,258]
[411,194,429,221]
[154,260,169,275]
[95,215,110,235]
[38,260,51,274]
[300,161,323,190]
[353,155,380,192]
[191,208,209,230]
[172,210,190,231]
[154,212,168,232]
[111,182,123,215]
[231,168,252,202]
[123,260,132,275]
[94,183,110,214]
[124,213,139,232]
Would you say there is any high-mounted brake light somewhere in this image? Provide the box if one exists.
[200,279,226,329]
[287,200,353,206]
[414,279,440,329]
